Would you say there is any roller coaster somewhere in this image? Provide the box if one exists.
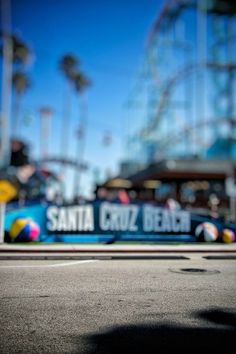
[124,0,236,167]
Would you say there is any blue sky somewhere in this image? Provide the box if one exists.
[8,0,162,198]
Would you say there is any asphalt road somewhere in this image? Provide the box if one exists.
[0,256,236,353]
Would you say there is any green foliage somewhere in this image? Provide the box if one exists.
[73,71,91,93]
[59,54,78,80]
[0,33,31,65]
[59,53,91,93]
[12,71,30,95]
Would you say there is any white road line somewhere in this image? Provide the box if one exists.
[0,260,98,269]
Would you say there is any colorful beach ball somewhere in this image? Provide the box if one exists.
[221,229,235,244]
[195,222,219,242]
[9,217,40,242]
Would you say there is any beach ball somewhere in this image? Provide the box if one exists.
[222,229,235,244]
[195,222,219,242]
[9,217,40,242]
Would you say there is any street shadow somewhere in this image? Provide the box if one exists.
[72,308,236,354]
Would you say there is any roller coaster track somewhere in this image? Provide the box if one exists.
[37,157,88,171]
[157,116,236,153]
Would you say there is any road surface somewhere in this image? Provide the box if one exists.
[0,255,236,353]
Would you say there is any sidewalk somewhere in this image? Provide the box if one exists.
[1,243,236,253]
[1,243,236,260]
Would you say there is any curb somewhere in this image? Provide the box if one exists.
[0,254,191,260]
[1,253,236,261]
[0,248,236,253]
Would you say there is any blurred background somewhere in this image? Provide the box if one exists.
[0,0,236,221]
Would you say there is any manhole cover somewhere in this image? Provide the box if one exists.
[181,268,207,273]
[169,268,220,275]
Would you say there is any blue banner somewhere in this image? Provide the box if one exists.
[6,202,235,243]
[46,202,191,235]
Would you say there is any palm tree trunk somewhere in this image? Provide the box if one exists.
[12,92,21,137]
[73,93,87,200]
[60,82,72,200]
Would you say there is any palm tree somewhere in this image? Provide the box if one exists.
[12,71,30,136]
[0,32,31,166]
[58,54,91,200]
[58,54,79,192]
[59,54,78,80]
[1,34,31,136]
[72,71,91,199]
[73,71,91,93]
[11,34,31,65]
[0,33,30,65]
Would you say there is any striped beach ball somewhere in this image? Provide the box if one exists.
[222,229,235,244]
[9,217,40,242]
[195,222,218,242]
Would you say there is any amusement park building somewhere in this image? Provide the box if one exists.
[96,158,236,221]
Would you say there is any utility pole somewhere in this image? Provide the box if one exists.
[0,0,13,168]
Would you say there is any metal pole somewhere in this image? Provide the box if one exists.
[197,0,207,157]
[230,196,236,222]
[0,203,6,243]
[0,0,13,168]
